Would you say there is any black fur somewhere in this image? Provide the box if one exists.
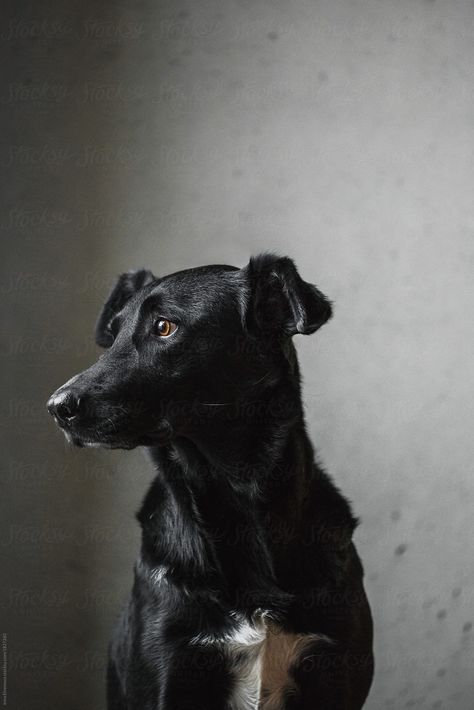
[47,254,373,709]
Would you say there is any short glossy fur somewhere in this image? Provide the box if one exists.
[47,254,374,709]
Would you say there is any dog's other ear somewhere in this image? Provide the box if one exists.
[95,269,155,347]
[243,253,332,336]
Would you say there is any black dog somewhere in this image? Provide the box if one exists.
[47,254,373,709]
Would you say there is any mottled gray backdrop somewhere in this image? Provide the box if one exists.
[2,0,474,708]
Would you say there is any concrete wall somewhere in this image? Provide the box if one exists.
[2,0,474,708]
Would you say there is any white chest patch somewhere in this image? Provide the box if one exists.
[190,611,268,710]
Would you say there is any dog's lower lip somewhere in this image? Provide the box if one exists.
[71,434,136,450]
[73,437,109,449]
[73,434,104,446]
[67,432,100,447]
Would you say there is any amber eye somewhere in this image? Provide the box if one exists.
[154,319,177,337]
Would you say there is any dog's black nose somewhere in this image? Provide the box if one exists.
[47,390,81,425]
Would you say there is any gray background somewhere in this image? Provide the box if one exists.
[2,0,474,708]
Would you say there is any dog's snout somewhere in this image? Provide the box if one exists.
[47,389,81,426]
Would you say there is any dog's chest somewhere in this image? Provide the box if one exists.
[225,621,265,710]
[190,612,317,710]
[191,612,266,710]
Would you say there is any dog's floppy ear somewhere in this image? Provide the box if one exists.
[95,269,155,347]
[243,253,332,336]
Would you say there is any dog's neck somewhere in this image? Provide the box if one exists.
[137,405,357,608]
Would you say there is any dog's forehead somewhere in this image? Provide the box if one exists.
[159,264,239,291]
[129,264,243,315]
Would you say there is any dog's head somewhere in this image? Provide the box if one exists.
[47,254,332,449]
